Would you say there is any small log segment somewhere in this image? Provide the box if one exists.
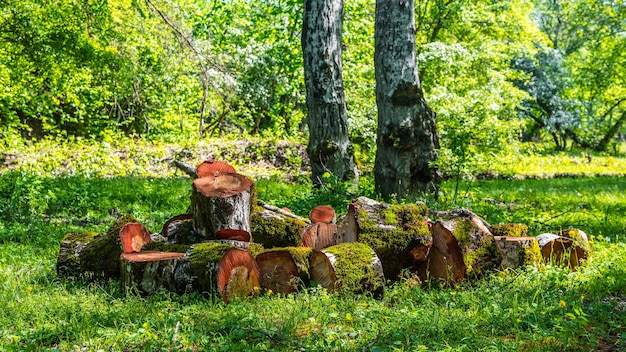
[121,251,185,295]
[418,221,466,283]
[161,214,198,244]
[494,236,541,269]
[191,172,254,240]
[251,206,308,248]
[309,205,336,224]
[301,222,339,250]
[174,241,262,301]
[119,222,152,252]
[57,214,138,280]
[256,247,313,294]
[338,196,431,280]
[309,242,385,296]
[537,229,590,271]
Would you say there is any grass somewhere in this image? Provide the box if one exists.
[0,139,625,351]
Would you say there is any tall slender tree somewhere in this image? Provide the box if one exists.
[302,0,356,185]
[374,0,441,199]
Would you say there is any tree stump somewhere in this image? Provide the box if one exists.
[301,222,339,250]
[418,221,466,283]
[338,196,431,280]
[121,251,185,295]
[309,242,385,295]
[537,230,590,271]
[191,172,254,240]
[56,214,138,280]
[256,247,313,294]
[494,236,541,269]
[250,207,308,248]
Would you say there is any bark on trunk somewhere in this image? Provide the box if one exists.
[250,207,308,248]
[494,236,541,269]
[374,0,441,198]
[256,247,313,294]
[338,196,431,280]
[161,214,198,244]
[309,242,385,295]
[191,173,253,239]
[302,0,356,184]
[121,251,186,295]
[57,214,138,280]
[301,222,339,250]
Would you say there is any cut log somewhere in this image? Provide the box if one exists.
[57,214,138,280]
[494,236,541,269]
[437,218,501,278]
[418,221,466,283]
[216,229,251,242]
[309,205,336,224]
[121,251,185,295]
[537,231,590,271]
[338,197,431,280]
[309,242,385,296]
[250,207,308,248]
[490,223,529,238]
[119,222,152,253]
[191,172,254,239]
[301,222,339,250]
[161,214,198,244]
[196,159,237,178]
[256,247,313,294]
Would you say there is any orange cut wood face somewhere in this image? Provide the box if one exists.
[120,251,185,262]
[193,173,254,198]
[215,229,251,242]
[196,160,236,178]
[119,222,152,253]
[309,205,336,224]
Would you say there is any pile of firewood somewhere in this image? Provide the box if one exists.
[56,160,591,302]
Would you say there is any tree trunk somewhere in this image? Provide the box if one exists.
[302,0,356,185]
[301,222,339,250]
[374,0,441,199]
[419,221,466,283]
[190,172,253,239]
[595,111,626,152]
[309,242,385,296]
[121,251,186,295]
[250,207,308,248]
[256,247,313,294]
[337,196,431,280]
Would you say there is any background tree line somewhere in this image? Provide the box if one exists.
[1,0,624,163]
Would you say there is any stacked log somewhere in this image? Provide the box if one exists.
[491,223,541,269]
[251,207,308,247]
[256,247,313,294]
[537,228,590,271]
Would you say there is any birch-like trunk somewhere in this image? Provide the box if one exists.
[302,0,356,185]
[374,0,441,198]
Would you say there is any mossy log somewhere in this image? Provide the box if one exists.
[256,247,313,294]
[309,242,385,295]
[174,241,262,301]
[437,218,502,278]
[494,236,541,269]
[537,230,590,271]
[418,221,466,283]
[250,207,308,248]
[56,214,138,280]
[191,172,254,240]
[490,223,529,238]
[338,196,431,280]
[309,205,336,224]
[161,214,198,244]
[301,222,339,250]
[121,251,186,295]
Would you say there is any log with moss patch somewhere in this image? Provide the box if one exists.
[56,214,139,280]
[121,251,186,295]
[338,197,431,280]
[309,242,385,296]
[537,229,590,271]
[494,236,541,269]
[256,247,313,294]
[417,221,466,283]
[250,206,308,248]
[490,223,529,238]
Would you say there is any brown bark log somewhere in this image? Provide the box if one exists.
[301,222,339,250]
[309,242,385,295]
[256,247,313,294]
[537,231,590,271]
[494,236,541,269]
[119,222,152,253]
[191,173,253,239]
[250,207,308,248]
[309,205,336,224]
[419,221,466,283]
[120,251,185,295]
[196,160,237,178]
[161,214,198,244]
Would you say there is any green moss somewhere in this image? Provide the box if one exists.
[523,240,542,266]
[323,242,384,294]
[450,220,501,277]
[490,223,529,237]
[189,242,232,290]
[143,242,192,253]
[250,211,307,248]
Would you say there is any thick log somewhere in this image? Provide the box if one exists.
[494,236,541,269]
[338,196,431,280]
[309,242,385,295]
[418,221,466,283]
[191,172,254,239]
[301,222,339,250]
[196,159,237,178]
[256,247,313,294]
[57,214,138,280]
[250,207,308,248]
[537,230,590,271]
[121,251,185,295]
[119,222,152,253]
[309,205,336,224]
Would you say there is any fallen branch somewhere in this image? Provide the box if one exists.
[172,160,198,178]
[258,200,310,224]
[428,208,491,228]
[362,331,382,352]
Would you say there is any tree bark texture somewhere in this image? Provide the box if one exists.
[121,251,185,295]
[374,0,441,198]
[302,0,356,184]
